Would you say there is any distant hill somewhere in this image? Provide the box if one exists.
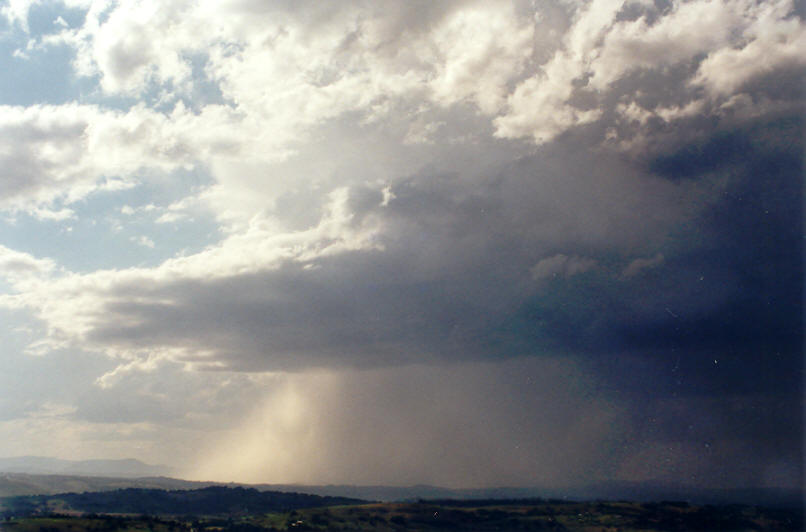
[0,471,801,510]
[0,486,365,517]
[254,483,544,502]
[0,475,573,501]
[0,456,173,478]
[254,482,804,509]
[0,473,205,498]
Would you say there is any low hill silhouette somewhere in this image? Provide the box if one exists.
[1,486,366,517]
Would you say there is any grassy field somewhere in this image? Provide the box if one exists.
[1,499,802,531]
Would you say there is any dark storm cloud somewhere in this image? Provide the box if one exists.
[75,140,689,369]
[3,0,806,486]
[617,119,801,379]
[77,112,802,391]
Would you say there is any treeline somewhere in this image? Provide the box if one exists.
[417,497,563,507]
[0,486,365,517]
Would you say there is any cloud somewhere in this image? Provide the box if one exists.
[50,0,529,114]
[426,3,533,114]
[51,0,194,95]
[0,186,387,367]
[493,0,618,143]
[131,235,155,248]
[621,253,664,278]
[0,245,56,288]
[15,0,805,157]
[0,2,799,386]
[691,1,806,96]
[0,127,773,376]
[1,0,41,31]
[24,206,75,221]
[531,254,598,281]
[153,196,199,224]
[494,0,805,145]
[0,103,232,214]
[403,120,445,145]
[11,0,797,228]
[0,0,801,489]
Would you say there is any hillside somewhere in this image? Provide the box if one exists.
[0,486,365,517]
[0,473,204,498]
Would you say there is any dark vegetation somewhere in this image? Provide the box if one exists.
[0,487,803,531]
[0,486,363,518]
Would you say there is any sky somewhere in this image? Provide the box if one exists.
[0,0,803,491]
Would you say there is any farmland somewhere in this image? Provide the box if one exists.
[1,488,802,531]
